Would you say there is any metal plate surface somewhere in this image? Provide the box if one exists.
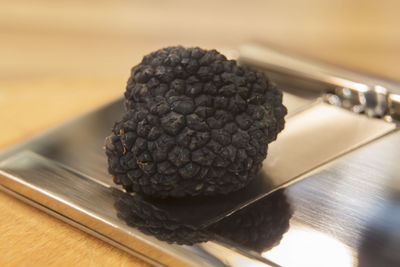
[262,131,400,267]
[0,44,400,266]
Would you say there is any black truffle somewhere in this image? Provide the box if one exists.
[105,46,286,198]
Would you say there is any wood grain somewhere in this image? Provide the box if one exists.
[1,0,400,266]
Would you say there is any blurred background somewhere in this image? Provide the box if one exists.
[0,0,400,265]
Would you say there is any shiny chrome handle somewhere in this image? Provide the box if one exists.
[238,44,400,120]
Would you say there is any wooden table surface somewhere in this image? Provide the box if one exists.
[1,0,400,266]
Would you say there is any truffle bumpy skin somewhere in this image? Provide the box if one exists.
[105,46,287,198]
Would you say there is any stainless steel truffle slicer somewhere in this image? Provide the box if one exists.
[1,44,399,267]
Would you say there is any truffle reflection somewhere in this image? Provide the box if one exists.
[209,189,292,252]
[114,189,292,251]
[114,190,209,245]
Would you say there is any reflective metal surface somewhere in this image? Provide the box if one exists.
[388,93,400,121]
[1,44,400,266]
[0,151,282,267]
[238,44,400,95]
[239,43,400,121]
[263,101,394,185]
[262,131,400,267]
